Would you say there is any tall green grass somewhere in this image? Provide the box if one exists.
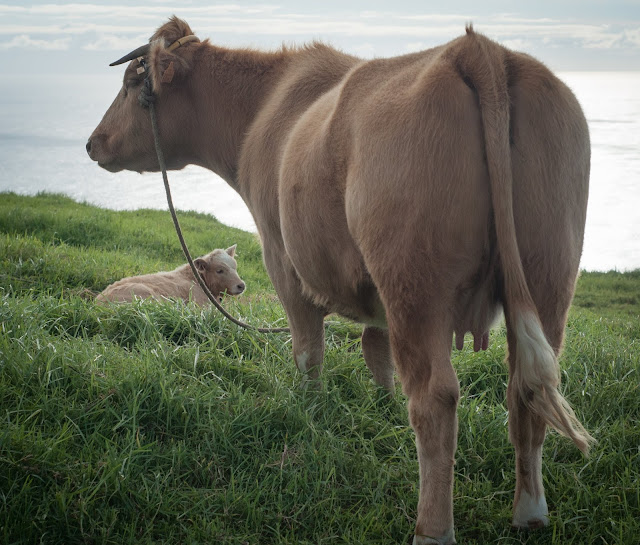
[1,193,638,544]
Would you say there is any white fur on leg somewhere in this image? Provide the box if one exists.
[296,351,310,374]
[512,490,549,529]
[413,527,456,545]
[295,351,312,387]
[295,351,322,390]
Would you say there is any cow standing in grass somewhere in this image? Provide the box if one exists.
[87,17,592,544]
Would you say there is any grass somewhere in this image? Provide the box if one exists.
[0,192,638,544]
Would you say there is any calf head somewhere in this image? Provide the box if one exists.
[86,17,199,173]
[194,245,246,300]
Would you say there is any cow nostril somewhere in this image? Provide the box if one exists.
[86,139,92,155]
[238,283,245,292]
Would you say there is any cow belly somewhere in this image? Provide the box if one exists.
[279,175,385,324]
[281,213,386,325]
[279,92,385,324]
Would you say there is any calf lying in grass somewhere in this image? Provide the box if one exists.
[96,245,245,304]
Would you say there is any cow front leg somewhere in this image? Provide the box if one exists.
[361,326,395,393]
[262,243,326,385]
[287,297,325,385]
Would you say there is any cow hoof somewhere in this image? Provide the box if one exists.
[374,379,396,396]
[300,375,323,392]
[512,518,548,531]
[413,527,456,545]
[512,490,549,529]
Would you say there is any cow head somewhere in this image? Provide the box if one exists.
[194,245,246,300]
[86,17,200,173]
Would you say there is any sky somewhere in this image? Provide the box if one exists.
[2,1,640,75]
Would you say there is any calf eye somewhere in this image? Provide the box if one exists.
[216,269,224,274]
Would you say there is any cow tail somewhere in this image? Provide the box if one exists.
[453,26,593,453]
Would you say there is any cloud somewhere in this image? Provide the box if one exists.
[351,42,376,58]
[0,3,280,20]
[0,22,153,37]
[83,34,149,52]
[623,27,640,47]
[0,34,71,50]
[0,3,637,65]
[405,41,427,53]
[500,38,534,51]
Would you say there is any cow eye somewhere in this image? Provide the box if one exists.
[216,269,224,274]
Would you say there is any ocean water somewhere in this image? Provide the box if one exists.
[0,71,638,272]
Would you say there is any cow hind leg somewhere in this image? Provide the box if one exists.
[386,316,458,545]
[506,325,549,529]
[507,280,578,529]
[361,326,395,393]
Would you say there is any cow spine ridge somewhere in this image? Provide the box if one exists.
[454,27,593,453]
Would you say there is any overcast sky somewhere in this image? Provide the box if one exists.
[2,1,640,74]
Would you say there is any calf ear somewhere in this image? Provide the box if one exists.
[225,244,237,257]
[194,258,207,272]
[149,40,192,93]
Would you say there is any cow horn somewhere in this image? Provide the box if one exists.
[109,44,151,66]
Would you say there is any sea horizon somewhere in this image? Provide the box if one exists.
[1,70,639,273]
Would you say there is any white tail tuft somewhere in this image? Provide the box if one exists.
[513,311,594,454]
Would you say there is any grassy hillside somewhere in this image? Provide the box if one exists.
[1,193,638,544]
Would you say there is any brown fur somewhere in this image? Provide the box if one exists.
[88,18,591,542]
[96,246,244,305]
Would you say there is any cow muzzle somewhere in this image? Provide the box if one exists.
[85,134,125,172]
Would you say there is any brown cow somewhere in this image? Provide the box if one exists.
[96,245,245,304]
[87,17,592,543]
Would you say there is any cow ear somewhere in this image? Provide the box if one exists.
[194,258,207,272]
[225,244,237,257]
[149,40,192,93]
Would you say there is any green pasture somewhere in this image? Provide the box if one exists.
[0,193,638,544]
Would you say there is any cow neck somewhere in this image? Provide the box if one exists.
[189,44,291,188]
